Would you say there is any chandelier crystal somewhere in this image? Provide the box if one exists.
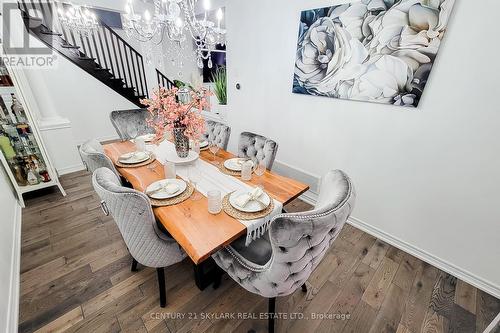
[122,0,226,69]
[57,2,99,36]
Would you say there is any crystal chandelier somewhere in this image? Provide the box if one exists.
[122,0,226,69]
[56,2,99,36]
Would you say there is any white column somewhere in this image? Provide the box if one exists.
[21,69,71,130]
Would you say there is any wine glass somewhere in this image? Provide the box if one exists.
[192,139,200,155]
[254,159,266,185]
[188,164,202,201]
[208,142,220,166]
[127,124,138,142]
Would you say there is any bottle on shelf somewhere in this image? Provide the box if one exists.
[24,155,39,185]
[0,65,13,86]
[0,130,16,160]
[11,93,26,123]
[11,158,27,186]
[0,95,9,120]
[26,168,39,185]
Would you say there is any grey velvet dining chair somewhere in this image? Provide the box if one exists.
[203,120,231,150]
[238,132,278,170]
[92,167,186,307]
[110,108,154,140]
[212,169,356,332]
[79,139,121,180]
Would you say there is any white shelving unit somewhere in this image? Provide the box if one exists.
[0,66,65,207]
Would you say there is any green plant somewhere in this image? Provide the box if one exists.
[173,79,195,91]
[173,79,186,88]
[212,66,227,105]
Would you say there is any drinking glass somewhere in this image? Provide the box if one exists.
[188,164,202,201]
[208,142,220,166]
[126,124,138,141]
[241,161,253,181]
[164,161,176,179]
[207,190,222,214]
[192,140,200,155]
[254,160,266,185]
[135,137,146,152]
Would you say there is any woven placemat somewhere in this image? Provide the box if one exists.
[219,163,242,176]
[222,191,274,220]
[148,181,194,207]
[115,154,156,168]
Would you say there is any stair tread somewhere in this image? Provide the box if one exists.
[61,44,80,49]
[41,30,62,36]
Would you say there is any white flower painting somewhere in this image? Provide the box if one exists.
[292,0,456,107]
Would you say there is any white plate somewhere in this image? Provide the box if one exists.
[224,158,254,171]
[165,150,199,165]
[145,179,187,199]
[118,151,151,164]
[199,140,209,148]
[137,133,156,142]
[229,190,271,213]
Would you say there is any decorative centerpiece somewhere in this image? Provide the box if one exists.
[141,86,209,158]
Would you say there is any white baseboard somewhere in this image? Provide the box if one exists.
[6,204,22,333]
[348,216,500,299]
[57,163,86,176]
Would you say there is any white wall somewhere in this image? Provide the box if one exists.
[21,53,138,174]
[225,0,500,296]
[0,166,21,332]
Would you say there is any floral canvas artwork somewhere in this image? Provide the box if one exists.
[292,0,455,107]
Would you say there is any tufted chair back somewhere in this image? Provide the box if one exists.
[79,139,120,179]
[212,169,355,298]
[110,109,154,140]
[203,120,231,150]
[92,168,185,268]
[238,132,278,170]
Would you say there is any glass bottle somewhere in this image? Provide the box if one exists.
[11,161,27,186]
[0,95,8,120]
[11,93,26,123]
[27,168,39,185]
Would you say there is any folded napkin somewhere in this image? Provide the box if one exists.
[147,182,179,196]
[120,151,148,161]
[235,187,264,208]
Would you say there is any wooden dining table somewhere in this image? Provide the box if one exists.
[104,140,309,287]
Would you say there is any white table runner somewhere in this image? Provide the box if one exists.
[147,140,283,246]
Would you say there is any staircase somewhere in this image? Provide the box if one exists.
[18,0,175,107]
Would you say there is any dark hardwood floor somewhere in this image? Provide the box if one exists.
[19,170,500,333]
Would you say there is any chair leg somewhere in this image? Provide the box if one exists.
[268,297,276,333]
[131,258,139,272]
[213,265,224,289]
[301,283,307,293]
[157,267,166,308]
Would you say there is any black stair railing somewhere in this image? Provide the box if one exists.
[156,69,175,89]
[17,0,150,103]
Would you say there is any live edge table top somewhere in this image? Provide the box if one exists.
[104,141,309,264]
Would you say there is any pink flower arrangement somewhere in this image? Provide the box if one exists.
[141,86,210,142]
